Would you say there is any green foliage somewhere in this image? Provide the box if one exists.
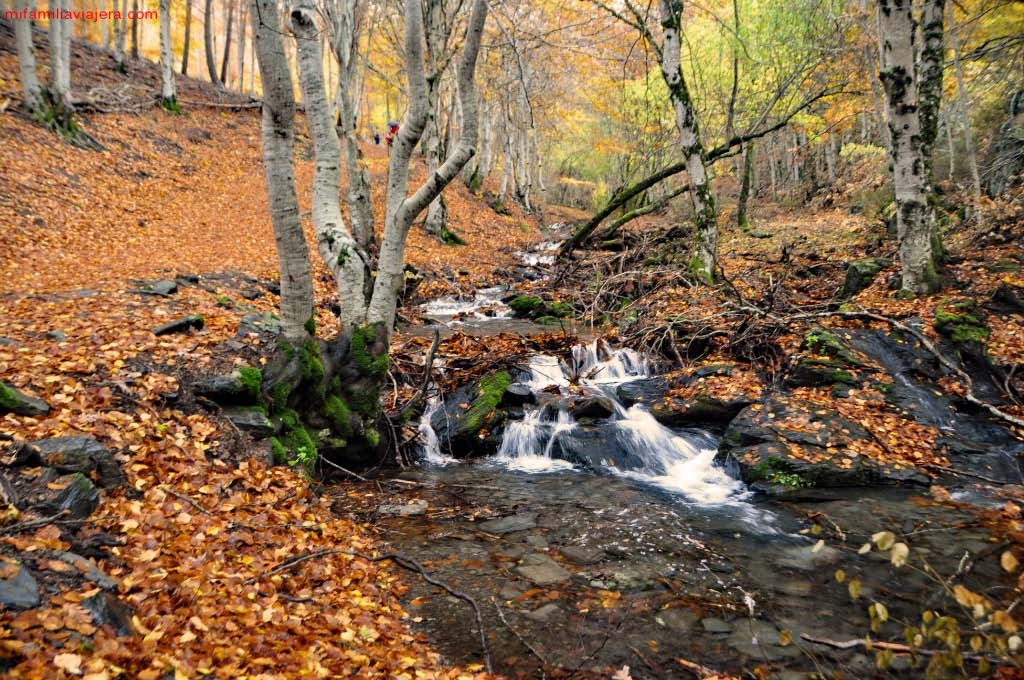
[753,456,810,488]
[349,386,380,417]
[270,382,291,412]
[547,302,574,318]
[304,315,316,336]
[324,395,352,437]
[365,428,381,449]
[237,366,263,398]
[440,228,467,246]
[161,96,182,115]
[278,408,318,472]
[269,437,287,464]
[350,323,389,378]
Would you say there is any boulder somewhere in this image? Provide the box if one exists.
[54,473,101,519]
[987,282,1024,316]
[431,371,511,456]
[615,377,668,407]
[83,590,134,636]
[0,382,50,417]
[33,436,125,489]
[222,407,275,438]
[569,395,614,420]
[839,258,892,298]
[237,312,282,338]
[650,395,753,427]
[193,367,262,406]
[0,563,40,609]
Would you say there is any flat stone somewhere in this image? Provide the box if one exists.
[0,563,40,609]
[516,553,572,585]
[524,603,561,623]
[223,408,275,438]
[525,534,548,548]
[152,315,204,336]
[727,620,803,660]
[150,280,178,296]
[34,436,124,489]
[0,382,50,417]
[478,512,537,534]
[499,580,525,601]
[377,500,428,517]
[560,545,604,565]
[775,543,842,572]
[701,617,733,634]
[657,607,699,632]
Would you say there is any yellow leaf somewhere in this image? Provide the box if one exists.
[872,531,895,551]
[1002,551,1019,573]
[778,629,792,646]
[890,542,909,568]
[994,610,1019,633]
[848,578,862,600]
[835,569,846,583]
[811,539,825,554]
[137,548,160,562]
[858,542,872,555]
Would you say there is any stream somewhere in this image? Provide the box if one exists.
[356,241,1016,678]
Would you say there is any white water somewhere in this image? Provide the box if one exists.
[418,397,457,466]
[491,340,747,505]
[420,286,511,321]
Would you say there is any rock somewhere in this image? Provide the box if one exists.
[569,396,614,420]
[431,371,511,456]
[34,436,125,489]
[987,282,1024,315]
[0,381,50,417]
[132,279,178,296]
[377,500,429,517]
[657,607,699,632]
[55,473,100,519]
[2,440,42,467]
[840,257,892,298]
[45,550,118,590]
[775,543,842,572]
[152,315,204,336]
[501,384,536,407]
[83,591,134,636]
[701,617,733,634]
[237,312,282,337]
[525,534,548,548]
[727,619,802,661]
[47,330,67,341]
[499,580,525,600]
[223,407,275,438]
[508,296,546,319]
[786,358,859,388]
[560,545,604,565]
[650,395,753,426]
[615,378,668,407]
[0,563,40,609]
[193,368,262,406]
[516,553,572,585]
[524,603,561,623]
[478,513,537,534]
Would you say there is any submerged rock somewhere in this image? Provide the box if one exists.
[515,553,572,585]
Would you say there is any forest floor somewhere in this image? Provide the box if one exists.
[2,22,1024,680]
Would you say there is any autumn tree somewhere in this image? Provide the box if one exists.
[159,0,179,111]
[251,0,489,467]
[877,0,944,295]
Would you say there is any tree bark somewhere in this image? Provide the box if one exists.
[877,0,940,295]
[220,0,233,86]
[205,0,221,86]
[657,0,717,283]
[114,0,127,70]
[13,0,43,113]
[182,0,191,75]
[236,0,247,92]
[49,0,70,107]
[249,0,314,342]
[131,0,139,60]
[946,0,981,202]
[737,141,754,231]
[159,0,177,105]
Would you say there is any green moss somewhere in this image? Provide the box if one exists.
[509,296,545,318]
[0,382,18,410]
[237,366,263,398]
[803,328,862,367]
[278,409,317,470]
[349,386,380,416]
[233,404,268,415]
[934,301,990,345]
[366,428,381,449]
[161,95,182,115]
[440,228,467,246]
[765,470,812,488]
[324,395,353,437]
[535,316,564,325]
[298,340,325,383]
[547,302,574,318]
[281,342,296,360]
[687,256,714,285]
[270,382,291,412]
[350,324,389,378]
[752,456,809,487]
[457,371,510,435]
[304,315,316,336]
[270,437,288,464]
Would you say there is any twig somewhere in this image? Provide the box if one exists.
[800,632,1007,663]
[398,328,442,419]
[249,548,491,673]
[0,510,70,535]
[925,463,1011,485]
[318,456,371,482]
[675,657,735,679]
[176,98,262,109]
[160,487,215,514]
[494,599,550,667]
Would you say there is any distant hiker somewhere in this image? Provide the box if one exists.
[374,132,381,145]
[385,121,400,147]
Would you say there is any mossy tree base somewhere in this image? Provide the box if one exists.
[261,324,390,475]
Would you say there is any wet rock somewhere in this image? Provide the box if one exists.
[55,473,100,519]
[727,620,802,661]
[34,436,125,489]
[501,384,536,407]
[83,591,134,636]
[657,607,698,632]
[516,553,572,585]
[775,543,842,572]
[478,513,537,534]
[431,371,511,456]
[377,500,428,517]
[569,396,614,420]
[650,395,753,426]
[786,358,859,388]
[222,407,275,438]
[615,378,668,407]
[0,382,50,417]
[701,617,733,634]
[987,282,1024,315]
[152,314,204,336]
[0,563,40,609]
[840,257,892,298]
[499,581,525,600]
[525,534,548,548]
[560,545,604,565]
[524,603,561,623]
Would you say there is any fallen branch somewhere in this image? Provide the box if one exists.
[0,510,70,535]
[249,548,491,673]
[176,98,262,109]
[801,632,1009,664]
[925,463,1011,485]
[675,656,738,679]
[161,486,215,514]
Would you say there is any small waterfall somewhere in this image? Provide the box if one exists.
[418,397,456,466]
[496,341,746,504]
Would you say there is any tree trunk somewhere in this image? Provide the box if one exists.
[131,0,139,60]
[49,0,70,107]
[159,0,177,107]
[114,0,127,70]
[13,0,43,113]
[878,0,940,295]
[658,0,717,283]
[236,0,247,93]
[249,0,314,341]
[99,0,109,47]
[205,0,221,86]
[220,0,233,86]
[181,0,191,75]
[946,0,981,202]
[737,141,754,231]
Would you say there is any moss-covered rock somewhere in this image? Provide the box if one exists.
[350,323,389,378]
[298,340,325,384]
[324,395,353,437]
[237,366,263,399]
[933,300,990,346]
[509,296,546,319]
[0,381,50,417]
[839,258,892,298]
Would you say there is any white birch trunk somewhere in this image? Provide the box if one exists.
[878,0,938,295]
[14,0,43,113]
[49,0,70,105]
[366,0,488,331]
[292,0,370,332]
[159,0,177,103]
[249,0,314,341]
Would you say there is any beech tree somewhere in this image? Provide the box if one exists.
[251,0,489,467]
[877,0,944,295]
[159,0,178,110]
